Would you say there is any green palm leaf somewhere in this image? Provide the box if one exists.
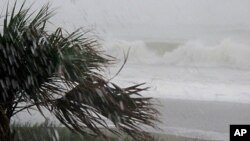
[0,2,159,141]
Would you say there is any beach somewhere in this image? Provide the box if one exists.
[3,0,250,140]
[154,98,250,140]
[14,98,250,141]
[104,40,250,141]
[12,40,250,141]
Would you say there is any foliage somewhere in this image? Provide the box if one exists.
[0,2,159,140]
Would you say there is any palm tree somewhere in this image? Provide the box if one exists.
[0,2,159,141]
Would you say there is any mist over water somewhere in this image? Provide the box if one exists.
[2,1,250,140]
[2,0,250,106]
[56,0,250,42]
[2,0,250,41]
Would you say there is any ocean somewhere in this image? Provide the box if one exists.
[103,37,250,102]
[100,38,250,140]
[3,0,250,140]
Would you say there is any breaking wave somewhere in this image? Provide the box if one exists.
[103,39,250,69]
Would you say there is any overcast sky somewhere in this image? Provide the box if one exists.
[1,0,250,40]
[51,0,250,26]
[2,0,249,26]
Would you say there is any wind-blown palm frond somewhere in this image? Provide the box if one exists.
[0,2,159,140]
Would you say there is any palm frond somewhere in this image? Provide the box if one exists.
[0,2,160,140]
[51,75,158,140]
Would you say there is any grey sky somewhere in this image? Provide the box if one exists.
[1,0,250,40]
[53,0,250,26]
[2,0,250,26]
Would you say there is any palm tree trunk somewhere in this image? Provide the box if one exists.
[0,106,12,141]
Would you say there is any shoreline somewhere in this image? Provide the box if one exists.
[13,98,250,140]
[151,98,250,141]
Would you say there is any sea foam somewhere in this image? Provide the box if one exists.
[103,39,250,69]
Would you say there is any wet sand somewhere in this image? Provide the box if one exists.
[153,98,250,140]
[13,98,250,140]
